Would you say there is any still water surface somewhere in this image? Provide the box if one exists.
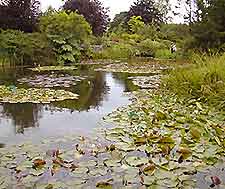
[0,66,139,145]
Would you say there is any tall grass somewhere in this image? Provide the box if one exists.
[164,54,225,109]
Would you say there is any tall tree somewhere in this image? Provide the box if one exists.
[190,0,225,49]
[0,0,40,32]
[127,0,168,25]
[109,11,128,32]
[63,0,110,36]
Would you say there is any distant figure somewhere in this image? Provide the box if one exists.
[171,43,177,54]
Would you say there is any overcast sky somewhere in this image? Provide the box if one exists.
[40,0,184,23]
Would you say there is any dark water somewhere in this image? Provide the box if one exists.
[0,65,139,145]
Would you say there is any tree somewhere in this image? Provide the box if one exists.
[109,11,128,32]
[127,0,167,25]
[63,0,110,36]
[0,0,40,32]
[128,16,145,33]
[189,0,225,49]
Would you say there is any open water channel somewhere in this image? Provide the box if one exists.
[0,65,140,145]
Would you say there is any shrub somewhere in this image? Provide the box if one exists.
[0,29,54,66]
[93,42,137,59]
[138,24,159,40]
[155,49,176,59]
[39,11,92,64]
[137,39,165,57]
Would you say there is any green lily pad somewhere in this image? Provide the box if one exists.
[125,156,149,167]
[29,66,78,72]
[0,85,79,104]
[143,175,155,185]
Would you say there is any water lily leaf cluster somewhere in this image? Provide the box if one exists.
[29,66,78,72]
[0,90,225,188]
[129,75,161,89]
[0,135,146,188]
[0,85,79,103]
[17,74,86,88]
[95,63,170,74]
[103,89,225,188]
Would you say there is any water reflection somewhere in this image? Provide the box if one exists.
[0,66,138,143]
[1,103,42,134]
[54,72,110,111]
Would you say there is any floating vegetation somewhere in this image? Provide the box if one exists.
[29,66,78,72]
[129,75,161,89]
[0,135,143,188]
[102,90,225,188]
[1,90,225,188]
[17,74,87,88]
[95,63,170,74]
[1,62,225,188]
[0,85,79,104]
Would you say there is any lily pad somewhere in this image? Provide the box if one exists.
[18,74,86,88]
[29,66,78,72]
[125,156,149,167]
[0,85,79,104]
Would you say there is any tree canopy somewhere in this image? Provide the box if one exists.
[127,0,166,25]
[63,0,110,36]
[189,0,225,49]
[0,0,40,32]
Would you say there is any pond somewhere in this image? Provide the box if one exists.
[0,65,140,145]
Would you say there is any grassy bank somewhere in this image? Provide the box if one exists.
[164,54,225,110]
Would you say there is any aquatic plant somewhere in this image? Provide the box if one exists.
[29,66,78,72]
[0,85,79,103]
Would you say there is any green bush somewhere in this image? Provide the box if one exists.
[0,30,54,66]
[137,39,166,57]
[138,25,159,40]
[120,33,143,43]
[164,54,225,109]
[93,42,137,59]
[39,11,92,64]
[155,49,176,59]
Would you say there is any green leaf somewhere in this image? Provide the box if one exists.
[62,44,73,52]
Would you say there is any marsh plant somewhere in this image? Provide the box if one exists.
[164,54,225,109]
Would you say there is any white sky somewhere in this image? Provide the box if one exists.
[40,0,184,23]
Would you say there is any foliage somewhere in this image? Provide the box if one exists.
[18,74,86,88]
[103,89,225,188]
[93,42,137,59]
[160,24,191,44]
[63,0,110,36]
[0,85,78,103]
[95,61,169,74]
[0,29,54,66]
[0,0,40,32]
[109,11,128,33]
[30,66,78,72]
[155,49,177,59]
[137,39,166,57]
[137,24,159,40]
[186,0,225,50]
[39,11,92,64]
[164,54,225,109]
[127,0,165,25]
[128,16,145,34]
[120,33,143,43]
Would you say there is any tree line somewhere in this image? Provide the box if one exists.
[0,0,225,57]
